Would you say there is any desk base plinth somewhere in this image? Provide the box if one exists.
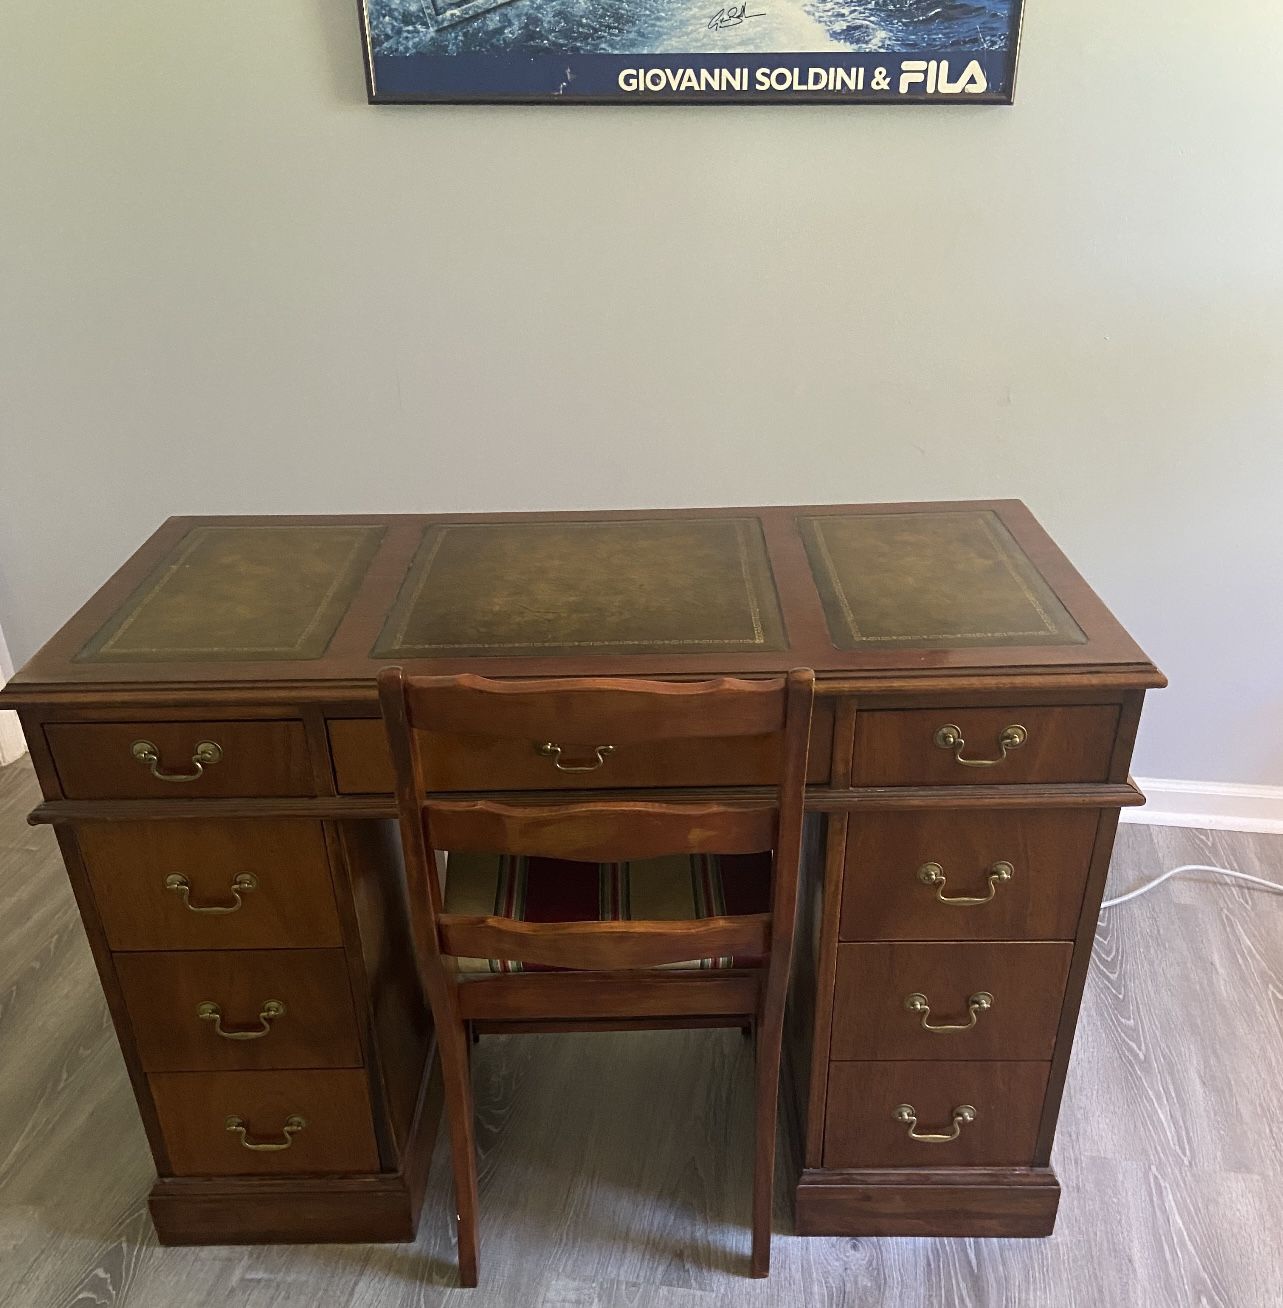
[795,1166,1061,1238]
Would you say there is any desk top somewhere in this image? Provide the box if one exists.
[4,501,1162,705]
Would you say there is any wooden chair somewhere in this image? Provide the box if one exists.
[378,669,815,1284]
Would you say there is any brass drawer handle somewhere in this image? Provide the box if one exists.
[225,1114,306,1152]
[905,990,993,1033]
[164,872,258,914]
[131,738,223,783]
[197,999,285,1040]
[537,742,616,773]
[933,723,1026,767]
[917,860,1013,906]
[893,1103,976,1143]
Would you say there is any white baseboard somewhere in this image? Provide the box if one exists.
[0,709,26,767]
[1123,777,1283,835]
[0,627,24,767]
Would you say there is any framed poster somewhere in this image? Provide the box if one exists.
[359,0,1025,105]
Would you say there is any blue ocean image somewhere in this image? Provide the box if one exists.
[366,0,1019,57]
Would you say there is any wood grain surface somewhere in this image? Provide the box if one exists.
[115,948,363,1072]
[839,808,1098,942]
[45,720,315,800]
[2,757,1279,1306]
[828,941,1072,1061]
[327,706,835,794]
[851,705,1120,787]
[77,818,342,952]
[821,1060,1050,1168]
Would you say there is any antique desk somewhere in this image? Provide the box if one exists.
[1,501,1163,1245]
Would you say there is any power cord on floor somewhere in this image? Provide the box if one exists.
[1100,863,1283,909]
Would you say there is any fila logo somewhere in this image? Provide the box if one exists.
[899,59,988,96]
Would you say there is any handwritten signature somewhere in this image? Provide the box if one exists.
[708,3,765,31]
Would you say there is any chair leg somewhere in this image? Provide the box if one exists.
[437,1016,481,1287]
[749,1013,784,1278]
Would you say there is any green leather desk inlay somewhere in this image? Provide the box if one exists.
[799,510,1085,649]
[374,517,788,658]
[76,524,385,662]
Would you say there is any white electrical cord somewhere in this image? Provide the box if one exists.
[1100,863,1283,909]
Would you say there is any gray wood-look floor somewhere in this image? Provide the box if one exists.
[1,756,1280,1308]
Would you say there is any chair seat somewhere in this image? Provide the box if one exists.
[443,851,772,974]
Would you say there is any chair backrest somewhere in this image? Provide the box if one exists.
[378,670,815,977]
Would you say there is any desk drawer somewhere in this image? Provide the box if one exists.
[830,942,1071,1061]
[46,720,314,799]
[79,820,342,951]
[852,705,1119,787]
[823,1060,1049,1169]
[149,1069,381,1176]
[840,809,1098,942]
[328,704,834,794]
[117,949,362,1073]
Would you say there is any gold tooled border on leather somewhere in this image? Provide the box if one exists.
[373,517,789,658]
[799,510,1086,650]
[76,524,386,662]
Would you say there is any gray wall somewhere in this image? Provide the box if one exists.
[2,1,1281,785]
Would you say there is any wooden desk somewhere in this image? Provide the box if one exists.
[1,501,1163,1245]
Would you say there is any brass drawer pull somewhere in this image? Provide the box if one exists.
[164,872,258,914]
[933,723,1026,767]
[131,738,223,783]
[917,860,1013,906]
[225,1113,306,1152]
[197,999,285,1040]
[905,990,993,1033]
[537,742,616,773]
[893,1103,976,1143]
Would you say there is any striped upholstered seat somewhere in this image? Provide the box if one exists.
[443,851,773,974]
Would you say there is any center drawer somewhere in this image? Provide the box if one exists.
[116,949,362,1072]
[829,942,1072,1061]
[328,702,834,793]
